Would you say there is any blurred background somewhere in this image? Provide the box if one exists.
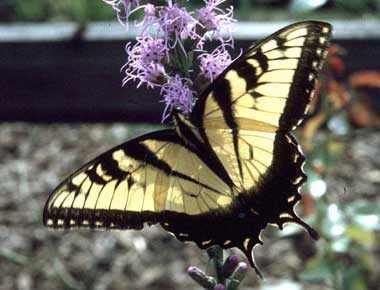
[1,0,380,290]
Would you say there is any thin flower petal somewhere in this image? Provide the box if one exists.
[103,0,140,28]
[122,36,167,88]
[197,0,237,49]
[198,45,233,81]
[160,75,195,121]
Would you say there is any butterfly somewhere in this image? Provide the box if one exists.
[43,21,332,275]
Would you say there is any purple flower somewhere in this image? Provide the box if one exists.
[198,45,232,81]
[197,0,236,48]
[103,0,140,28]
[133,3,157,29]
[122,36,167,88]
[159,4,195,36]
[161,75,195,121]
[138,37,166,64]
[142,63,166,86]
[156,3,200,55]
[141,4,156,25]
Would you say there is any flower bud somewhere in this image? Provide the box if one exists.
[230,262,248,282]
[187,266,216,289]
[222,255,240,278]
[214,283,225,290]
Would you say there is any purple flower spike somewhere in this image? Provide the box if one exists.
[199,45,232,81]
[122,36,167,88]
[103,0,238,122]
[161,75,195,121]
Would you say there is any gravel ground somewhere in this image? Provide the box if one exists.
[1,123,378,290]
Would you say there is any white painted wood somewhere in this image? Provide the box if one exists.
[1,20,380,42]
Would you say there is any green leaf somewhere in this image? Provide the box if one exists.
[14,0,48,21]
[335,0,379,13]
[300,256,332,282]
[342,265,367,290]
[346,226,375,245]
[84,0,115,21]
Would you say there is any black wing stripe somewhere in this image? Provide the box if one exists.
[206,80,246,184]
[129,142,228,195]
[173,112,236,189]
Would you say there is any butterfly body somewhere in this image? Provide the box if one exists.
[44,21,332,273]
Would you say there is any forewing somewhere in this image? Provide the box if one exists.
[43,130,235,230]
[190,21,331,192]
[192,21,332,132]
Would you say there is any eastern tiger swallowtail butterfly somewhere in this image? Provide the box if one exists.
[43,21,332,274]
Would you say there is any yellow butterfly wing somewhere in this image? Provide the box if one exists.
[187,21,331,194]
[43,21,332,272]
[181,21,332,263]
[43,130,235,229]
[193,21,332,131]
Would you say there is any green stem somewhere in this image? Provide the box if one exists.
[174,41,191,79]
[207,246,225,284]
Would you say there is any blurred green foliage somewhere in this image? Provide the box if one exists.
[2,0,115,22]
[2,0,380,22]
[294,45,380,290]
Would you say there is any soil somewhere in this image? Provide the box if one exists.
[1,123,378,290]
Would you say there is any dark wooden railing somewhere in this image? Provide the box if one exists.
[1,21,380,123]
